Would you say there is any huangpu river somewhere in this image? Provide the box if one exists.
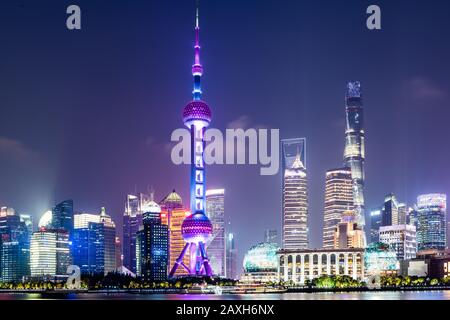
[1,291,450,300]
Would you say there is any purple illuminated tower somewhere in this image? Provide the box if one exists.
[169,3,213,277]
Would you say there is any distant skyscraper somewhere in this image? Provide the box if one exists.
[0,208,30,282]
[72,208,116,275]
[206,189,226,277]
[226,232,237,279]
[416,194,447,251]
[122,193,149,274]
[264,230,278,245]
[52,200,74,234]
[281,138,308,250]
[115,236,122,269]
[30,229,70,280]
[344,81,366,235]
[397,203,408,225]
[382,194,399,226]
[160,190,189,276]
[369,208,382,243]
[333,210,364,249]
[137,199,169,281]
[379,224,417,260]
[323,167,353,248]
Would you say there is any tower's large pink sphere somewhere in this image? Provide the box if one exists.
[183,100,212,127]
[181,212,213,244]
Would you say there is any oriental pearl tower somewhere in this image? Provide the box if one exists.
[169,2,213,277]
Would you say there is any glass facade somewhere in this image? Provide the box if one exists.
[72,209,116,275]
[206,189,226,276]
[281,138,308,250]
[323,168,353,248]
[344,81,366,233]
[0,209,30,282]
[137,202,169,281]
[416,194,447,251]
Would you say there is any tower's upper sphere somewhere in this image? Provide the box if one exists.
[181,212,213,244]
[183,100,212,127]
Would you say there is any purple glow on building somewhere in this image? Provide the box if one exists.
[169,3,213,278]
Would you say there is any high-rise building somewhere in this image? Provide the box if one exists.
[281,138,308,250]
[344,81,366,236]
[416,194,447,251]
[137,199,169,281]
[72,208,116,275]
[160,190,189,276]
[20,214,34,235]
[169,4,213,277]
[382,194,399,226]
[123,193,150,274]
[115,236,122,269]
[30,230,57,278]
[52,200,74,235]
[397,203,408,225]
[0,207,30,282]
[369,208,382,244]
[323,167,353,248]
[30,229,70,280]
[226,232,237,279]
[379,224,417,260]
[206,189,226,277]
[264,230,278,245]
[333,210,364,249]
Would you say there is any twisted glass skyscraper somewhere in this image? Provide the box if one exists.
[344,81,366,238]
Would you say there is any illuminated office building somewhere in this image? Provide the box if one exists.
[333,210,364,249]
[281,138,308,250]
[168,3,213,277]
[397,203,408,225]
[0,208,30,282]
[323,167,353,248]
[369,208,382,244]
[123,193,151,274]
[416,194,447,251]
[379,224,417,260]
[160,190,189,276]
[30,229,70,280]
[382,193,399,226]
[72,208,116,275]
[206,189,226,276]
[115,237,122,269]
[52,200,74,235]
[137,199,169,281]
[344,81,366,235]
[226,232,237,279]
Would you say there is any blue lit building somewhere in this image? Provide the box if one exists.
[72,208,116,275]
[416,194,447,251]
[137,199,168,282]
[0,207,30,282]
[52,200,74,234]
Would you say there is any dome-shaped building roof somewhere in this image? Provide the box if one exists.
[38,210,52,228]
[243,242,279,273]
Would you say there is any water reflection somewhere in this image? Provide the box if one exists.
[0,291,450,300]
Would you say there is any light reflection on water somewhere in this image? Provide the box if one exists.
[1,291,450,300]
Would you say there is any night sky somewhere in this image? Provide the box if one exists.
[1,0,450,271]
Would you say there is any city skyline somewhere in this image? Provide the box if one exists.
[2,0,450,270]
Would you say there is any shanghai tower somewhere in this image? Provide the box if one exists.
[344,81,366,240]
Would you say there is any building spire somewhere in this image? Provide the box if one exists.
[192,0,203,101]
